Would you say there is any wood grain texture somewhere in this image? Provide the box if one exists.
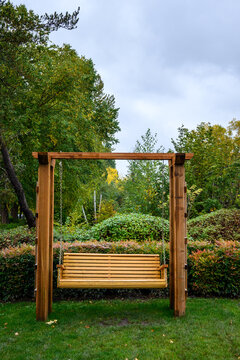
[34,182,39,298]
[58,279,167,289]
[184,182,188,299]
[32,152,194,161]
[48,163,55,314]
[57,253,168,289]
[174,163,186,317]
[168,159,175,310]
[36,163,51,321]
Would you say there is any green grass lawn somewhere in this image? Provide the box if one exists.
[0,298,240,360]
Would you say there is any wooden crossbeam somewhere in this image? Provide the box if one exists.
[32,152,194,161]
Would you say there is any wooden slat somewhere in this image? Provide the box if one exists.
[63,259,159,263]
[64,253,159,256]
[63,266,160,272]
[32,152,194,161]
[63,261,159,265]
[58,250,167,289]
[58,279,167,289]
[63,258,159,261]
[63,271,160,276]
[63,262,168,269]
[63,263,160,268]
[63,276,160,279]
[64,253,159,260]
[64,257,159,260]
[64,268,160,272]
[64,258,159,260]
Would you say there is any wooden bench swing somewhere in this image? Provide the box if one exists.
[57,253,168,289]
[56,154,168,289]
[33,152,193,321]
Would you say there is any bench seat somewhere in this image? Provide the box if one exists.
[57,253,168,289]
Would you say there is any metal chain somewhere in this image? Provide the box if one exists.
[161,160,166,265]
[59,160,63,265]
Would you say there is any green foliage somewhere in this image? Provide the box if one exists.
[0,244,35,301]
[120,129,169,217]
[62,213,169,242]
[0,219,25,230]
[171,120,240,216]
[187,185,203,217]
[188,241,240,297]
[0,240,168,301]
[96,200,116,223]
[1,239,240,301]
[0,225,35,250]
[188,208,240,242]
[0,1,120,221]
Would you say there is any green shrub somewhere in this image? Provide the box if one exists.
[0,226,36,250]
[0,219,26,230]
[187,209,240,242]
[64,213,170,242]
[1,239,240,301]
[188,241,240,297]
[0,241,168,302]
[0,245,35,301]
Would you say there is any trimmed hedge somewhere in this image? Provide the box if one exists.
[60,213,170,242]
[187,209,240,242]
[0,241,168,302]
[0,226,35,250]
[188,241,240,297]
[1,209,239,250]
[0,240,240,301]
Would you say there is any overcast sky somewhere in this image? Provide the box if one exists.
[13,0,240,174]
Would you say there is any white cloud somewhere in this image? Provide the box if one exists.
[12,0,240,176]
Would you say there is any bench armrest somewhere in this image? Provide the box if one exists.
[159,264,168,270]
[57,264,65,269]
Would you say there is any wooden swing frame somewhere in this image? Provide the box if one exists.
[33,151,193,321]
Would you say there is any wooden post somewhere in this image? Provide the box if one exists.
[34,182,39,298]
[36,153,51,321]
[184,182,188,300]
[48,160,55,314]
[169,154,186,316]
[169,160,174,309]
[174,154,186,316]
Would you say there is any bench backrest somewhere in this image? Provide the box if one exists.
[62,253,161,280]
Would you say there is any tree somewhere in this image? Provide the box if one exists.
[0,1,80,226]
[0,1,120,227]
[171,120,240,215]
[121,129,169,217]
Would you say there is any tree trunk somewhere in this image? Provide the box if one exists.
[11,202,18,221]
[0,202,9,224]
[0,135,36,228]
